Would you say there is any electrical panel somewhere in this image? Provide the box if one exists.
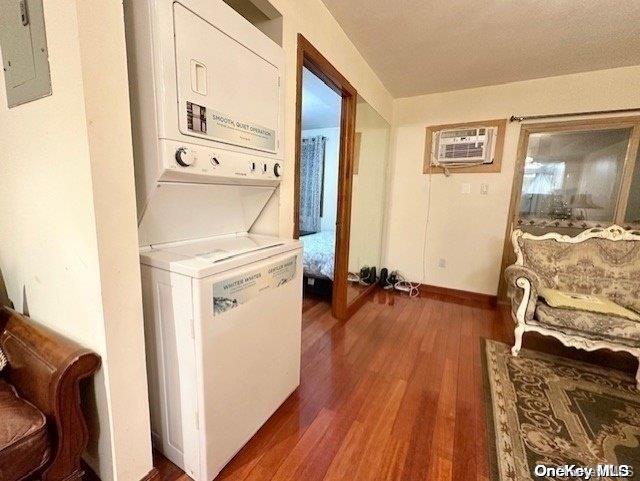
[0,0,52,108]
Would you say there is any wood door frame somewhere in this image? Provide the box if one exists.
[497,115,640,301]
[294,34,358,320]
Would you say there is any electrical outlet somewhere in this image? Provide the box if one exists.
[480,183,489,195]
[438,258,446,268]
[461,183,471,194]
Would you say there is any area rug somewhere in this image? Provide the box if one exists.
[482,339,640,480]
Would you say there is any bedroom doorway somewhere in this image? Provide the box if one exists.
[294,35,358,319]
[298,67,341,298]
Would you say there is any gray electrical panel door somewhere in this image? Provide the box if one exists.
[0,0,51,108]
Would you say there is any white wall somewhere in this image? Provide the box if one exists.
[385,65,640,295]
[302,128,340,231]
[75,3,154,480]
[0,2,153,480]
[268,0,394,238]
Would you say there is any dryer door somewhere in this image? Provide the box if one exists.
[173,3,281,155]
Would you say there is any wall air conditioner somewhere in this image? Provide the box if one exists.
[432,126,497,166]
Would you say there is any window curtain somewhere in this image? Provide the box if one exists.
[300,136,326,233]
[520,162,566,217]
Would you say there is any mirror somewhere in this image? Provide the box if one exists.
[346,96,390,304]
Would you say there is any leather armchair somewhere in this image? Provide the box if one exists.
[0,307,101,481]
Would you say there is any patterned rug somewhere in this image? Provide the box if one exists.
[482,339,640,480]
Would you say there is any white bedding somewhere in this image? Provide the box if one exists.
[300,230,335,280]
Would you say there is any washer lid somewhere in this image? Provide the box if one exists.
[158,234,284,262]
[140,233,301,278]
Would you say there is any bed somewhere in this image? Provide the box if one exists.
[299,230,335,280]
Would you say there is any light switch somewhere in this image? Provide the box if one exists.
[461,183,471,194]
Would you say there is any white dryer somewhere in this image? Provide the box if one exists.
[124,0,285,246]
[124,1,300,480]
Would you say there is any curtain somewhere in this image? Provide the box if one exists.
[520,161,565,217]
[300,136,326,233]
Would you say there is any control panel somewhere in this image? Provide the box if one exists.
[159,139,282,185]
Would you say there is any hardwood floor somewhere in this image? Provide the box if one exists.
[151,289,637,481]
[346,281,369,303]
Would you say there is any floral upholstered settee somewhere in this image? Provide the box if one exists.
[505,225,640,387]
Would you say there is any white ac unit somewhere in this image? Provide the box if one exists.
[432,126,496,165]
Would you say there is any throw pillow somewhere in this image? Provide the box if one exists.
[539,288,640,322]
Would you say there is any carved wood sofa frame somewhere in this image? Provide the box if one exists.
[506,225,640,388]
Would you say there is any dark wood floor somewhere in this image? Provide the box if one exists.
[153,290,637,481]
[346,281,370,303]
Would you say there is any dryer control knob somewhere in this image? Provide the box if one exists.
[274,163,282,177]
[175,147,195,167]
[210,157,220,167]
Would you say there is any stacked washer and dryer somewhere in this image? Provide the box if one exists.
[124,1,302,480]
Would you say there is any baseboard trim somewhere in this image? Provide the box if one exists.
[82,463,159,481]
[140,467,160,481]
[344,283,378,319]
[419,284,497,306]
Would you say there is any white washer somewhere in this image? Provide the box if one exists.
[140,234,301,481]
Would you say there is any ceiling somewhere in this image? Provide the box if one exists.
[302,68,342,130]
[320,0,640,97]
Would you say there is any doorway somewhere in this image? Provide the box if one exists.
[294,35,359,319]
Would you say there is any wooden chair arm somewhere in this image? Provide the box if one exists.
[0,306,101,481]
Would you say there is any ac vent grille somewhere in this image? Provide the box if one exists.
[432,126,497,165]
[443,142,484,159]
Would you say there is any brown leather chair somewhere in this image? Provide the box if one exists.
[0,307,101,481]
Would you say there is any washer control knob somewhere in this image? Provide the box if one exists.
[210,156,220,167]
[250,161,256,172]
[274,163,282,177]
[262,163,268,174]
[175,147,195,167]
